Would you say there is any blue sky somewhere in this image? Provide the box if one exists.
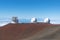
[0,0,60,23]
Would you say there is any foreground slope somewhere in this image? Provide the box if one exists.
[0,23,59,40]
[23,24,60,40]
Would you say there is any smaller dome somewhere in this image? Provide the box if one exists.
[31,17,37,23]
[44,18,50,23]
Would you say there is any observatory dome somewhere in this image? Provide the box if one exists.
[44,18,50,23]
[31,17,37,23]
[11,17,19,24]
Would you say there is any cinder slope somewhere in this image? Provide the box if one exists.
[23,25,60,40]
[0,23,57,40]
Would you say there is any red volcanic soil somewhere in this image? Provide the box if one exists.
[0,23,55,40]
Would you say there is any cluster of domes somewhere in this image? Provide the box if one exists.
[0,17,50,27]
[11,17,50,24]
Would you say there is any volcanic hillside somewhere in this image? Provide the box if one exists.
[0,23,59,40]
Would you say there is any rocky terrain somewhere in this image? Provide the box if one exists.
[0,23,60,40]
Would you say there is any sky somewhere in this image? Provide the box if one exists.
[0,0,60,24]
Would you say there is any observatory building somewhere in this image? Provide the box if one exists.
[31,17,37,23]
[44,18,50,24]
[11,17,19,24]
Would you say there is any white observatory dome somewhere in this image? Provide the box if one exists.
[44,18,50,23]
[31,17,37,23]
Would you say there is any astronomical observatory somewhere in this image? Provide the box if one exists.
[31,17,37,23]
[11,17,19,24]
[31,17,50,23]
[0,17,51,27]
[44,18,50,24]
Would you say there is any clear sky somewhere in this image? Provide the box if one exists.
[0,0,60,24]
